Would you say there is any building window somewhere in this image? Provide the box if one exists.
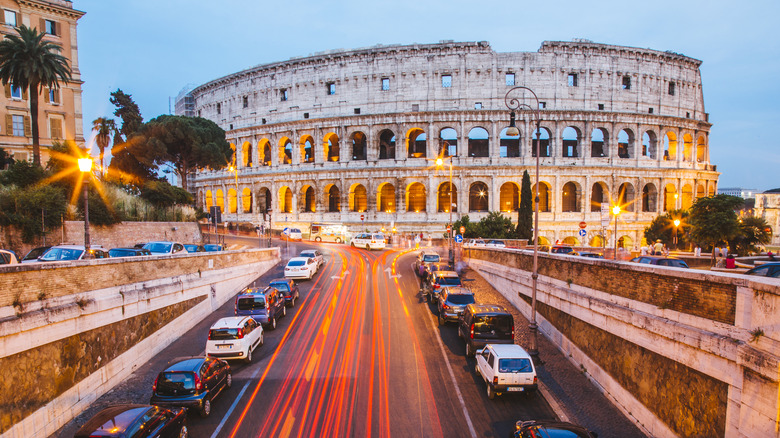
[381,78,390,91]
[354,108,360,115]
[48,88,60,104]
[44,19,57,36]
[568,73,578,87]
[598,104,604,111]
[280,88,288,101]
[326,82,335,95]
[505,73,515,86]
[198,110,201,117]
[474,102,482,109]
[261,118,266,124]
[442,74,452,88]
[686,112,690,118]
[50,118,62,139]
[538,102,546,109]
[216,103,221,114]
[303,112,309,119]
[12,115,24,136]
[412,104,419,112]
[10,84,22,99]
[622,76,631,90]
[668,82,676,96]
[242,96,248,108]
[648,107,654,114]
[4,10,17,26]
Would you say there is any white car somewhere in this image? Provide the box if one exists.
[206,316,264,363]
[464,238,487,248]
[142,241,187,255]
[476,344,537,399]
[299,249,324,268]
[283,227,303,241]
[37,245,108,261]
[284,256,319,279]
[0,249,19,265]
[485,239,506,248]
[350,233,387,250]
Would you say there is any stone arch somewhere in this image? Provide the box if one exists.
[708,185,715,196]
[537,236,551,246]
[696,183,705,200]
[300,135,315,163]
[642,131,657,159]
[378,129,396,160]
[279,137,292,165]
[589,234,606,247]
[259,139,272,166]
[350,131,367,161]
[324,132,340,162]
[406,182,426,212]
[696,136,707,163]
[642,183,658,212]
[468,126,489,158]
[241,141,252,167]
[618,128,634,159]
[205,190,213,210]
[324,184,341,212]
[350,183,368,212]
[532,127,552,157]
[279,186,292,213]
[590,182,609,212]
[561,236,580,246]
[500,127,520,158]
[682,133,694,162]
[681,184,693,210]
[561,181,580,212]
[663,184,677,212]
[216,189,224,212]
[533,182,551,212]
[227,188,238,213]
[618,182,635,212]
[663,131,677,161]
[440,127,458,157]
[499,182,519,212]
[407,128,427,158]
[257,187,271,213]
[469,181,489,212]
[229,143,237,166]
[300,185,315,212]
[591,128,609,157]
[562,126,580,158]
[437,181,457,213]
[377,182,396,212]
[241,188,252,213]
[618,235,633,250]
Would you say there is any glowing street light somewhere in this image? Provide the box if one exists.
[673,218,681,250]
[78,156,93,253]
[612,205,621,260]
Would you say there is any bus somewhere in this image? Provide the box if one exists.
[309,223,350,243]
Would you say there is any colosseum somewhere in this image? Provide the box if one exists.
[186,39,719,248]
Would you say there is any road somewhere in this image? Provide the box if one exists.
[56,239,556,437]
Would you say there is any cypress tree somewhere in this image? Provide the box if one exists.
[515,170,533,239]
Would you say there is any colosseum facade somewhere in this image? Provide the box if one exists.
[187,39,718,248]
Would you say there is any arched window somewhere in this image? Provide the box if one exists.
[562,182,578,212]
[683,134,694,162]
[229,143,236,167]
[618,129,633,158]
[618,183,635,212]
[279,138,292,164]
[642,184,657,212]
[407,128,426,158]
[242,142,252,167]
[642,131,656,159]
[260,139,272,166]
[279,187,292,213]
[327,185,340,212]
[378,183,396,213]
[205,190,213,210]
[532,128,552,157]
[440,128,458,156]
[437,182,457,213]
[469,182,489,211]
[663,184,677,212]
[696,184,705,200]
[499,182,519,211]
[242,188,252,213]
[533,183,551,212]
[379,130,396,160]
[324,133,340,162]
[681,184,693,210]
[562,127,579,158]
[664,132,677,161]
[227,188,238,213]
[216,189,224,212]
[301,135,315,163]
[591,128,608,157]
[257,188,271,213]
[500,127,520,158]
[301,186,315,212]
[407,182,426,212]
[696,136,707,163]
[468,127,489,158]
[350,184,367,212]
[351,131,366,161]
[591,182,607,212]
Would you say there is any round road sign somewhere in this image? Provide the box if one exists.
[578,229,587,237]
[459,226,465,233]
[579,221,587,229]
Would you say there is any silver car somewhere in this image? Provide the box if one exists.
[437,286,475,325]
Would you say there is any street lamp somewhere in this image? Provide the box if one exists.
[612,205,621,260]
[673,218,681,250]
[505,86,542,357]
[436,153,455,266]
[78,156,93,253]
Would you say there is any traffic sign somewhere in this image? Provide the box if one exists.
[455,234,463,243]
[579,221,587,229]
[578,229,587,237]
[283,227,290,235]
[459,226,465,233]
[447,225,451,232]
[360,214,364,221]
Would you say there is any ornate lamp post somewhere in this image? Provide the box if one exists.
[77,156,93,253]
[436,153,454,266]
[505,86,542,357]
[612,205,621,260]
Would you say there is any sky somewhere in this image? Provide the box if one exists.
[74,0,780,191]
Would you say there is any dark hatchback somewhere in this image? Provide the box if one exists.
[630,256,689,268]
[109,247,152,258]
[514,420,598,438]
[458,304,514,357]
[744,262,780,278]
[269,278,300,307]
[21,246,50,263]
[74,404,187,438]
[150,356,231,418]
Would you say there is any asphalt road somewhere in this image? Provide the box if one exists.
[55,239,555,437]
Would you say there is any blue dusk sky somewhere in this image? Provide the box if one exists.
[74,0,779,191]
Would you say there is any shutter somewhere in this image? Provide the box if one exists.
[23,116,31,137]
[51,118,62,139]
[22,88,27,100]
[39,18,45,32]
[5,115,12,134]
[3,84,9,98]
[0,11,4,24]
[44,87,50,103]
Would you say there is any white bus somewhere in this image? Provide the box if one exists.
[309,223,350,243]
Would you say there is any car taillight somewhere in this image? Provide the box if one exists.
[511,324,515,341]
[470,323,474,339]
[194,373,202,391]
[152,375,158,392]
[442,304,449,310]
[237,329,244,339]
[207,331,212,340]
[434,284,440,289]
[493,376,498,385]
[533,376,538,385]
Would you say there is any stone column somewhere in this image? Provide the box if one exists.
[427,122,436,159]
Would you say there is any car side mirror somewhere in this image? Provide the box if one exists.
[475,348,484,356]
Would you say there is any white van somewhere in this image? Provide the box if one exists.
[350,233,386,250]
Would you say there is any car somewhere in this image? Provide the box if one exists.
[143,241,186,255]
[206,316,264,362]
[282,227,303,241]
[350,233,387,250]
[514,420,599,438]
[299,249,324,268]
[21,246,50,263]
[73,404,187,438]
[629,256,689,268]
[570,251,604,259]
[464,238,487,248]
[476,344,537,399]
[551,246,574,254]
[426,262,451,274]
[269,278,300,307]
[415,250,441,275]
[428,270,462,302]
[437,286,476,325]
[235,286,287,329]
[485,239,506,248]
[744,262,780,278]
[203,244,223,252]
[37,245,108,262]
[0,249,19,265]
[184,244,206,253]
[458,304,515,357]
[284,256,319,280]
[150,356,231,418]
[109,247,153,258]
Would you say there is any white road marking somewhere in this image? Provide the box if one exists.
[209,362,265,438]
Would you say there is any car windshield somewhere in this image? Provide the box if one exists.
[659,259,688,268]
[237,297,266,310]
[447,294,475,305]
[423,255,440,262]
[439,276,461,287]
[40,247,83,261]
[498,358,533,373]
[209,328,240,340]
[288,260,305,267]
[144,242,172,253]
[157,371,196,392]
[93,406,149,433]
[109,249,135,257]
[23,247,47,261]
[270,283,290,292]
[300,252,315,258]
[184,245,199,252]
[473,315,512,333]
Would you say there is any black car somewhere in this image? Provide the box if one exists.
[74,404,187,438]
[150,356,231,417]
[458,304,514,357]
[109,247,153,258]
[269,278,300,307]
[630,256,689,268]
[514,420,598,438]
[744,262,780,278]
[21,246,51,263]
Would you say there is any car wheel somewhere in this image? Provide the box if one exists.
[336,238,342,243]
[282,305,287,317]
[291,297,296,307]
[179,425,188,438]
[226,372,233,388]
[245,347,253,364]
[438,313,445,326]
[486,383,496,400]
[315,237,322,242]
[366,244,371,250]
[351,242,355,247]
[200,399,211,417]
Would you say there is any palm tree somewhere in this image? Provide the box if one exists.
[0,25,72,167]
[92,117,116,177]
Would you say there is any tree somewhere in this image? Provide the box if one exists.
[0,159,46,188]
[643,209,690,249]
[107,89,153,186]
[110,89,143,143]
[0,25,71,166]
[474,211,515,239]
[729,216,771,255]
[687,194,743,263]
[453,215,479,238]
[92,117,116,177]
[140,180,193,207]
[0,147,11,169]
[515,170,533,239]
[132,115,233,189]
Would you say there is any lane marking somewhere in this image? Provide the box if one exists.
[210,364,263,438]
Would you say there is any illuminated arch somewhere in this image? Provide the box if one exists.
[406,182,426,212]
[469,182,489,212]
[407,128,426,158]
[279,137,292,164]
[590,182,609,212]
[663,184,677,212]
[324,184,341,212]
[642,131,657,159]
[300,135,315,163]
[216,189,224,212]
[227,188,238,213]
[642,183,658,212]
[681,184,693,210]
[205,190,213,210]
[241,141,252,167]
[664,131,677,161]
[561,181,580,212]
[617,183,635,212]
[696,136,707,162]
[256,187,271,213]
[561,236,580,246]
[279,187,292,213]
[499,182,519,212]
[377,182,396,212]
[259,138,272,166]
[437,182,457,213]
[532,182,551,212]
[683,134,694,162]
[324,132,340,162]
[241,188,252,213]
[350,131,367,161]
[350,183,367,212]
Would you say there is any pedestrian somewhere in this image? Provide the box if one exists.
[768,251,776,261]
[694,245,701,257]
[715,255,726,268]
[653,239,664,255]
[640,245,648,256]
[663,244,669,257]
[721,246,728,258]
[725,254,736,269]
[714,247,720,257]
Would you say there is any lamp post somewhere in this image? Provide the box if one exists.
[673,219,681,250]
[77,156,93,253]
[505,86,542,357]
[436,152,454,266]
[612,205,621,260]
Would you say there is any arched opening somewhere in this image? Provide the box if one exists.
[257,188,271,214]
[227,188,238,213]
[499,182,519,212]
[500,127,520,158]
[279,187,292,213]
[618,183,635,212]
[696,184,705,200]
[279,138,292,165]
[591,128,608,157]
[301,186,315,212]
[205,190,213,210]
[618,129,634,158]
[696,136,707,163]
[440,128,458,157]
[259,139,272,166]
[683,134,694,162]
[664,132,677,161]
[681,184,693,210]
[532,128,551,157]
[242,141,252,167]
[642,131,656,159]
[326,184,340,212]
[562,182,579,212]
[642,184,657,212]
[663,184,677,212]
[589,235,606,247]
[301,135,315,163]
[229,143,236,167]
[533,182,551,212]
[562,127,579,158]
[468,127,489,157]
[561,236,580,246]
[591,182,608,212]
[378,183,396,213]
[216,189,224,212]
[324,132,340,162]
[437,182,457,213]
[407,128,427,158]
[241,188,252,213]
[618,235,633,250]
[537,236,551,246]
[406,182,426,212]
[378,129,396,160]
[351,131,367,161]
[708,186,715,197]
[469,182,489,212]
[350,184,367,212]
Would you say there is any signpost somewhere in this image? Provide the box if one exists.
[459,226,465,234]
[455,234,463,243]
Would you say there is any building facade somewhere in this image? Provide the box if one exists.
[718,187,757,199]
[755,189,780,247]
[187,40,719,247]
[0,0,84,164]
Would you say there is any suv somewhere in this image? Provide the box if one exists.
[630,256,689,268]
[744,262,780,278]
[437,286,475,325]
[415,251,441,276]
[206,316,264,363]
[458,304,515,357]
[269,278,300,307]
[514,420,598,438]
[150,356,231,417]
[351,233,386,250]
[428,270,461,302]
[476,344,537,399]
[234,286,286,329]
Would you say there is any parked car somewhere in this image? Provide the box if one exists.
[514,420,599,438]
[203,244,223,252]
[37,245,107,262]
[143,241,186,255]
[282,227,303,241]
[150,356,231,418]
[184,244,206,253]
[74,404,187,438]
[0,249,19,265]
[206,316,264,362]
[350,233,387,250]
[437,286,476,325]
[284,256,319,280]
[630,256,689,268]
[464,238,487,248]
[426,262,451,274]
[299,249,324,268]
[269,278,300,307]
[476,344,537,399]
[109,247,152,258]
[428,270,462,302]
[744,262,780,278]
[551,246,574,254]
[570,251,604,259]
[415,250,441,275]
[485,239,506,248]
[234,286,287,329]
[21,246,50,263]
[458,304,515,357]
